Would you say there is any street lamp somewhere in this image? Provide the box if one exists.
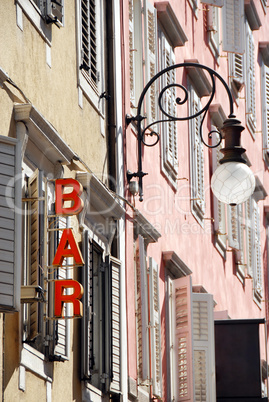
[126,62,255,205]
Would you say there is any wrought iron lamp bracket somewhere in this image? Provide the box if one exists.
[126,62,236,202]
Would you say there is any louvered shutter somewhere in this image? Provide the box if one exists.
[253,201,262,297]
[172,275,193,401]
[80,0,98,90]
[149,258,162,398]
[129,0,135,105]
[28,169,44,340]
[227,205,240,250]
[190,88,205,218]
[246,21,256,134]
[81,230,91,379]
[109,256,121,393]
[229,53,244,90]
[192,293,216,402]
[201,0,223,6]
[144,0,157,127]
[0,136,22,312]
[161,34,178,176]
[222,0,245,54]
[212,134,226,252]
[129,0,143,109]
[262,63,269,159]
[245,198,254,277]
[53,215,69,358]
[136,235,150,381]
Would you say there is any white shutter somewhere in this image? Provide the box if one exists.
[54,215,69,359]
[246,21,256,134]
[129,0,135,104]
[171,275,193,401]
[262,63,269,160]
[245,198,254,277]
[253,201,262,298]
[227,205,240,250]
[161,33,178,176]
[212,134,226,252]
[222,0,245,54]
[136,235,149,381]
[192,293,216,402]
[0,136,22,312]
[110,257,121,393]
[190,87,205,220]
[149,258,162,398]
[144,0,157,126]
[229,53,244,90]
[201,0,223,6]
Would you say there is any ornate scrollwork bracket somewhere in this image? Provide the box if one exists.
[126,62,235,202]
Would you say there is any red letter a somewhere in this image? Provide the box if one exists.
[52,228,84,266]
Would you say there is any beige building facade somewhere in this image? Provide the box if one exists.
[0,1,126,401]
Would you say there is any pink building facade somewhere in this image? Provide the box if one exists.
[124,0,269,400]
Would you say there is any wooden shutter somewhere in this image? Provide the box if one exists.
[192,293,216,402]
[53,215,69,358]
[144,0,157,126]
[109,256,121,393]
[262,63,269,160]
[201,0,223,6]
[246,21,256,134]
[212,134,226,252]
[28,169,44,340]
[136,235,150,381]
[81,230,92,379]
[149,258,162,398]
[171,275,193,401]
[222,0,244,54]
[0,136,22,311]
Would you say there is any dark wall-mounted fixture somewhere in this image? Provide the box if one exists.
[126,62,255,205]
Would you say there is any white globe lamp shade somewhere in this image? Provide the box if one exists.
[211,161,255,205]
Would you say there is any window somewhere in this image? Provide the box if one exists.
[167,275,216,401]
[21,166,70,359]
[81,231,121,394]
[261,62,269,165]
[16,0,64,29]
[135,236,162,398]
[13,103,76,368]
[246,19,256,137]
[189,84,205,226]
[77,0,105,111]
[160,32,178,184]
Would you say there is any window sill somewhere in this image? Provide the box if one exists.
[20,343,53,381]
